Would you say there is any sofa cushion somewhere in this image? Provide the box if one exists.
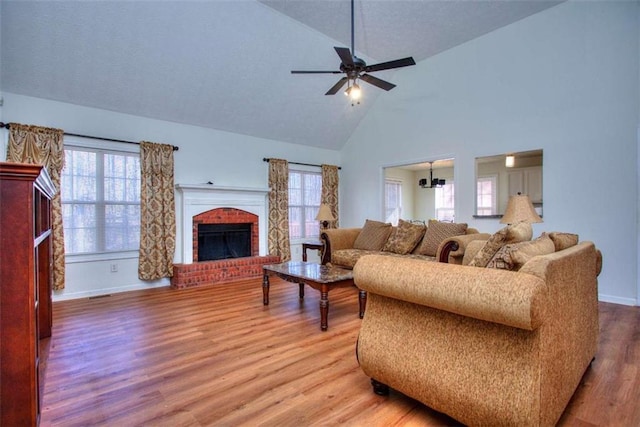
[353,220,393,251]
[332,249,378,269]
[547,232,579,251]
[382,219,426,255]
[487,234,555,271]
[332,248,436,269]
[416,220,468,257]
[468,222,533,268]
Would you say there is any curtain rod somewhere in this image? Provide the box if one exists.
[0,122,179,151]
[262,158,341,170]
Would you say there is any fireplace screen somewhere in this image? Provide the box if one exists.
[197,223,251,261]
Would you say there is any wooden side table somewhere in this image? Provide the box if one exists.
[302,241,323,262]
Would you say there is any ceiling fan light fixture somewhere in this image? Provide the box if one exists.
[349,83,361,101]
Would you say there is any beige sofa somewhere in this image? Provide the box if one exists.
[354,236,601,426]
[320,219,489,267]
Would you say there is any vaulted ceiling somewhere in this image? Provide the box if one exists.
[1,0,562,150]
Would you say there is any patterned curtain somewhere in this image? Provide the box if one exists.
[268,158,291,262]
[138,141,176,280]
[321,164,339,228]
[7,123,66,290]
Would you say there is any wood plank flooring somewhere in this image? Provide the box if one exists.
[41,278,640,426]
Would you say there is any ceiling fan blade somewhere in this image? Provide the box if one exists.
[291,70,342,74]
[365,57,416,72]
[325,77,349,95]
[360,74,396,91]
[334,47,354,67]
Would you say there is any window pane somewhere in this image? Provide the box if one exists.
[62,203,97,253]
[385,180,402,225]
[304,174,322,205]
[62,150,97,201]
[105,154,140,202]
[435,182,455,222]
[476,177,497,215]
[288,172,302,206]
[289,206,303,240]
[305,207,319,237]
[105,204,140,251]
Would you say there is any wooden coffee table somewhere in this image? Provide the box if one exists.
[262,261,366,331]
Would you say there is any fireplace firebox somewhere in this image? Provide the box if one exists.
[197,223,251,261]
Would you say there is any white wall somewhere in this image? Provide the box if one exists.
[341,1,639,305]
[637,0,640,313]
[1,93,340,300]
[0,0,5,153]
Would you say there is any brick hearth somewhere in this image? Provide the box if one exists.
[171,255,280,289]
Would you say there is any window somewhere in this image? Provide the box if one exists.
[288,169,322,240]
[61,146,141,254]
[477,176,497,216]
[384,179,402,226]
[435,182,455,222]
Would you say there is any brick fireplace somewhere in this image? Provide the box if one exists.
[171,184,279,289]
[192,207,259,262]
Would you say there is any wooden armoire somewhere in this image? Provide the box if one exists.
[0,162,56,426]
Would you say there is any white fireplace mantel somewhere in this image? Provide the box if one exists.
[175,183,270,264]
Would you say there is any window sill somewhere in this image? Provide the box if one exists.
[65,250,139,264]
[290,238,321,245]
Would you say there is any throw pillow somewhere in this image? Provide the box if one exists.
[382,219,426,255]
[547,232,579,252]
[416,220,468,257]
[352,219,393,251]
[468,222,533,268]
[487,234,555,271]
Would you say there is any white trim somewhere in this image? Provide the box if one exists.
[598,293,637,307]
[53,280,170,301]
[637,122,640,306]
[66,250,138,263]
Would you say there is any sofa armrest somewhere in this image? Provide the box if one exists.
[436,233,491,264]
[320,228,362,265]
[354,254,547,330]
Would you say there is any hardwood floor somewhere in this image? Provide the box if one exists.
[42,278,640,426]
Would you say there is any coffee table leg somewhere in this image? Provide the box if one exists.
[320,286,329,331]
[359,289,367,318]
[299,283,304,299]
[262,273,270,305]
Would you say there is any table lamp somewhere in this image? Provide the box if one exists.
[500,193,542,225]
[316,204,336,229]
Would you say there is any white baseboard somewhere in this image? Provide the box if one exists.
[598,293,638,307]
[53,279,171,302]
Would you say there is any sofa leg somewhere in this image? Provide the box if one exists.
[371,379,389,396]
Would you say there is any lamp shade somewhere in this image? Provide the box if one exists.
[315,204,336,222]
[500,194,542,224]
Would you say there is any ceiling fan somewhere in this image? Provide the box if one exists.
[291,0,416,102]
